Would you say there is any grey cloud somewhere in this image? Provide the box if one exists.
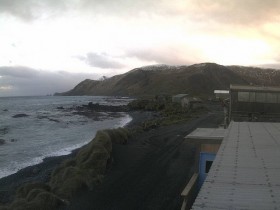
[0,66,98,96]
[0,0,68,20]
[0,0,157,20]
[188,0,280,25]
[1,0,279,25]
[82,53,124,69]
[0,66,39,78]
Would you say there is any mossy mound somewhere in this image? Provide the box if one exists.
[16,182,51,200]
[104,128,130,144]
[50,166,101,198]
[3,128,130,209]
[49,128,129,198]
[49,137,108,197]
[6,190,63,210]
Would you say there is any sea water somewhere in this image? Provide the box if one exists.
[0,96,132,178]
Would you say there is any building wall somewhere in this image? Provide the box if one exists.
[201,144,220,154]
[198,152,216,189]
[230,90,280,119]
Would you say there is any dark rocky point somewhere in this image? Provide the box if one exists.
[0,139,6,145]
[12,114,29,118]
[10,139,17,143]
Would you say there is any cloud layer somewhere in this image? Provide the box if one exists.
[79,53,124,69]
[188,0,280,25]
[0,0,279,97]
[0,66,98,96]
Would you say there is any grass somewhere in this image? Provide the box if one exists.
[1,97,206,209]
[128,97,208,130]
[2,128,130,210]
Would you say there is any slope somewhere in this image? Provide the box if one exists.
[55,63,280,97]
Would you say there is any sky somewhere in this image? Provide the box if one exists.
[0,0,280,96]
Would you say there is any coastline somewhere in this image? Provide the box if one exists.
[0,102,224,209]
[0,110,155,204]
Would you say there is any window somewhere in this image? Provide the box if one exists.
[249,92,256,102]
[255,92,266,103]
[205,161,213,173]
[238,92,249,102]
[267,93,278,103]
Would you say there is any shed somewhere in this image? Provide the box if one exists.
[185,128,226,188]
[229,84,280,121]
[172,94,189,108]
[181,128,226,209]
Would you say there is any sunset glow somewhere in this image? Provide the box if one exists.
[0,0,279,96]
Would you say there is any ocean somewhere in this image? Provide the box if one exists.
[0,96,132,179]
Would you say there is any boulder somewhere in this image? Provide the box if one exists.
[12,114,29,118]
[0,139,5,145]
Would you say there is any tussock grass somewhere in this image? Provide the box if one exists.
[16,182,50,199]
[8,191,63,210]
[50,166,100,198]
[104,128,129,144]
[2,128,130,209]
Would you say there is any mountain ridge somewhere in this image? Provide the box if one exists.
[55,63,280,97]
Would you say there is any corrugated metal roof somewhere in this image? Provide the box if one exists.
[192,121,280,210]
[230,84,280,92]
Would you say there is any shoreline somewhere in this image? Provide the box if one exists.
[0,110,155,204]
[0,101,223,209]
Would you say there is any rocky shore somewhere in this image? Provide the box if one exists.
[0,107,157,208]
[0,101,223,210]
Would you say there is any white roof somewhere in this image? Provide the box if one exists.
[214,90,229,94]
[185,128,226,141]
[192,121,280,210]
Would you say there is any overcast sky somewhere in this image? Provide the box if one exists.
[0,0,279,96]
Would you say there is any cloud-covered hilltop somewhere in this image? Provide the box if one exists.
[55,63,280,97]
[0,66,98,97]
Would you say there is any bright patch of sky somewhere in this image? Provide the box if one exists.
[0,0,279,96]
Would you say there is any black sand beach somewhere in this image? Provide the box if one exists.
[0,104,223,210]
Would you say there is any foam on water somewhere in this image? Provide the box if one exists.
[0,96,132,179]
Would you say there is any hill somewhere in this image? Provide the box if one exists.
[55,63,280,97]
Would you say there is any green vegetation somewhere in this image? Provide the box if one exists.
[0,128,130,210]
[129,96,207,130]
[0,99,207,210]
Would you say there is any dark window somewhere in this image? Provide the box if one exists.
[205,161,213,173]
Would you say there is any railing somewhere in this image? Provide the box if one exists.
[181,173,198,210]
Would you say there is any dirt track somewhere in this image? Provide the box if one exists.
[61,110,223,210]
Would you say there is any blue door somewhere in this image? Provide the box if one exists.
[198,152,216,189]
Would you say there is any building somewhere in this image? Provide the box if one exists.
[229,84,280,121]
[181,128,226,209]
[180,85,280,209]
[191,121,280,210]
[172,94,189,108]
[214,90,229,100]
